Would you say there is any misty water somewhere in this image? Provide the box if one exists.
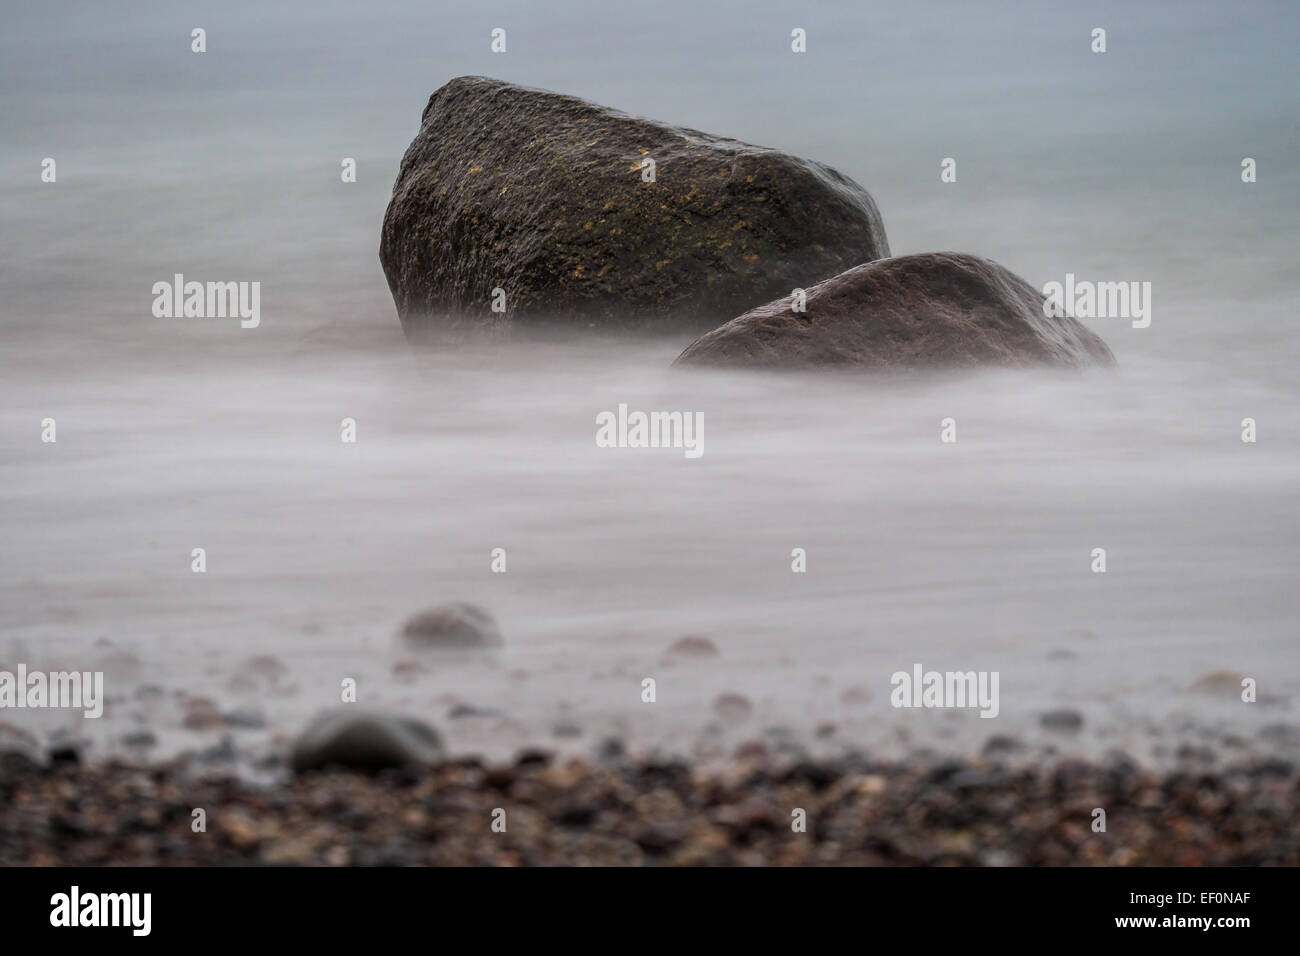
[2,1,1297,768]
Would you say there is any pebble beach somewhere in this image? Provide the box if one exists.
[4,746,1297,866]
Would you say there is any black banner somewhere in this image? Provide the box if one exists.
[0,865,1283,943]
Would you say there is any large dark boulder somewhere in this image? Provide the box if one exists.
[675,253,1115,368]
[380,76,890,339]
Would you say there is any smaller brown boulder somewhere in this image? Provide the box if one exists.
[675,253,1115,369]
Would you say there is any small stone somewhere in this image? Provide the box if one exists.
[555,803,600,827]
[663,635,719,660]
[855,774,887,794]
[196,736,239,764]
[1104,749,1139,777]
[782,761,838,788]
[595,737,625,762]
[1040,709,1085,733]
[399,603,503,651]
[448,704,503,720]
[181,696,224,731]
[982,735,1025,756]
[733,739,769,761]
[712,693,753,723]
[515,748,553,770]
[221,810,261,849]
[1176,743,1216,764]
[47,744,81,767]
[634,822,687,855]
[289,710,443,773]
[391,657,428,681]
[230,654,289,692]
[484,766,515,789]
[1190,670,1246,695]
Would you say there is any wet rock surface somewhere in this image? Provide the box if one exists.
[289,710,444,773]
[380,76,889,340]
[676,253,1115,369]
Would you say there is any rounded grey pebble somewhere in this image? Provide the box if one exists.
[290,709,444,773]
[399,602,503,651]
[1040,709,1085,732]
